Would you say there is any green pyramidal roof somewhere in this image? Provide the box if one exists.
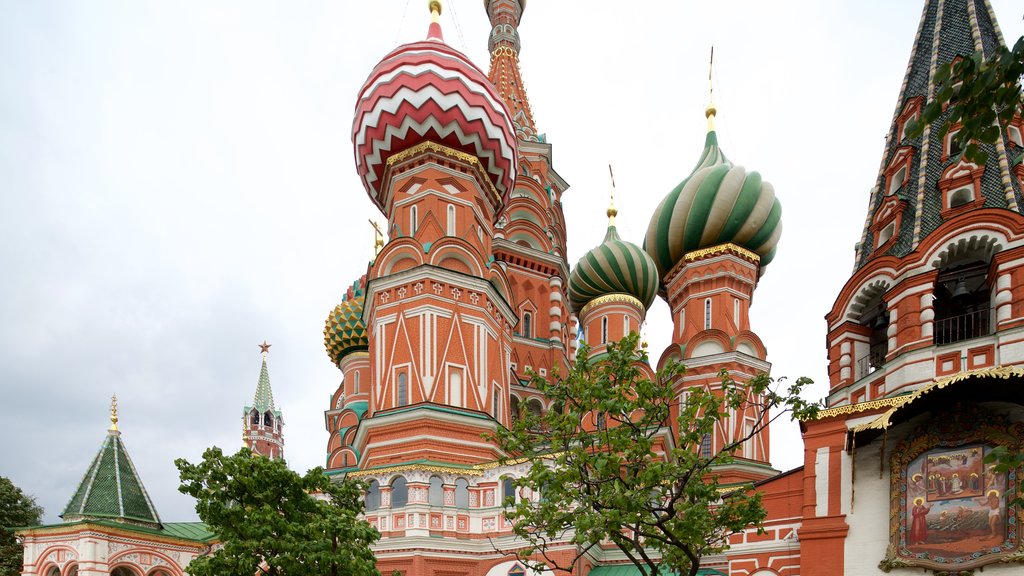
[62,429,162,527]
[244,355,282,417]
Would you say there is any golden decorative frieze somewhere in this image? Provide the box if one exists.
[578,293,643,319]
[683,243,760,264]
[348,463,484,478]
[812,396,909,420]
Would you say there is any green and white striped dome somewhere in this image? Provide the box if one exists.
[644,128,782,280]
[569,223,659,314]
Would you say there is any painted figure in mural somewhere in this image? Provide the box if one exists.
[950,473,963,494]
[927,473,937,493]
[976,490,1002,538]
[970,472,980,492]
[910,498,932,545]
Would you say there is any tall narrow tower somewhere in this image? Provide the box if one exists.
[243,341,284,459]
[644,103,783,483]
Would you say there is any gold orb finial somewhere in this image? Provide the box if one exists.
[109,394,119,432]
[706,46,716,132]
[607,164,618,226]
[429,0,442,19]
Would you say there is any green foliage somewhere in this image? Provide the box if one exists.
[491,333,817,576]
[908,36,1024,164]
[0,477,44,576]
[175,448,380,576]
[984,445,1024,508]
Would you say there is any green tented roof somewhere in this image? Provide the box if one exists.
[244,355,281,416]
[61,430,161,527]
[589,566,725,576]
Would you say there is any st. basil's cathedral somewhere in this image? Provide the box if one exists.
[16,1,1024,575]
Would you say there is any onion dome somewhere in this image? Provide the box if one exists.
[352,1,518,216]
[324,276,368,366]
[644,107,782,280]
[569,205,659,314]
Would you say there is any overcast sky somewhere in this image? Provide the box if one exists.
[2,1,1022,524]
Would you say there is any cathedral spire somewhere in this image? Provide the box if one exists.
[855,0,1020,268]
[485,0,539,142]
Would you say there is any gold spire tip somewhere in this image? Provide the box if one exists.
[429,0,442,19]
[705,46,717,131]
[109,394,119,432]
[607,164,618,225]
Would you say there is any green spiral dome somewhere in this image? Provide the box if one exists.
[324,276,369,366]
[569,224,659,314]
[644,130,782,280]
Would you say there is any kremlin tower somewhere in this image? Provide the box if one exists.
[243,341,285,459]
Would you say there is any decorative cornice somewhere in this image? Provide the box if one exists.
[348,463,484,478]
[850,365,1024,432]
[385,141,502,204]
[578,293,643,320]
[683,243,760,264]
[812,396,909,420]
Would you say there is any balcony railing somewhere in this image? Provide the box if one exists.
[856,344,888,379]
[934,308,991,346]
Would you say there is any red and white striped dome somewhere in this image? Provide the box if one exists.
[352,20,518,215]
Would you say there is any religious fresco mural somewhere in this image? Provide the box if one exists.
[881,407,1024,572]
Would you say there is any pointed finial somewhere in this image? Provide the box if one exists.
[705,46,717,132]
[259,340,271,356]
[427,0,444,40]
[109,394,119,432]
[369,219,385,256]
[607,164,618,226]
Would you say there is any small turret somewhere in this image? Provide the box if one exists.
[242,342,285,459]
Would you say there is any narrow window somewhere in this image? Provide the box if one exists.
[502,477,516,505]
[704,299,712,330]
[601,316,609,343]
[947,130,962,157]
[454,478,470,508]
[493,387,501,420]
[366,480,381,511]
[397,372,408,406]
[410,205,418,236]
[700,433,712,459]
[448,369,462,407]
[733,298,740,326]
[679,309,685,336]
[624,314,630,335]
[522,312,532,338]
[353,371,360,394]
[877,222,896,247]
[1010,126,1023,147]
[391,476,409,507]
[429,476,444,506]
[447,204,456,235]
[742,423,754,459]
[888,165,907,195]
[596,411,606,430]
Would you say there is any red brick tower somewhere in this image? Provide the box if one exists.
[644,105,783,484]
[242,341,284,459]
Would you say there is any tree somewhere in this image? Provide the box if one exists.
[910,36,1023,164]
[491,333,818,576]
[0,477,44,576]
[175,447,380,576]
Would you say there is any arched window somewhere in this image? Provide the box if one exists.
[353,371,360,394]
[410,205,418,236]
[250,410,259,426]
[397,372,408,406]
[934,259,991,345]
[949,185,974,208]
[623,314,630,335]
[111,568,139,576]
[601,316,608,343]
[448,369,462,407]
[502,477,516,504]
[522,312,532,338]
[510,396,521,422]
[527,398,542,418]
[1010,125,1023,147]
[391,476,408,508]
[429,476,444,506]
[454,478,469,508]
[704,299,712,330]
[263,412,273,427]
[149,571,172,576]
[596,411,606,430]
[365,480,380,511]
[447,204,456,235]
[45,568,60,576]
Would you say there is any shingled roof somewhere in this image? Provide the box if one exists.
[61,427,162,528]
[855,0,1021,268]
